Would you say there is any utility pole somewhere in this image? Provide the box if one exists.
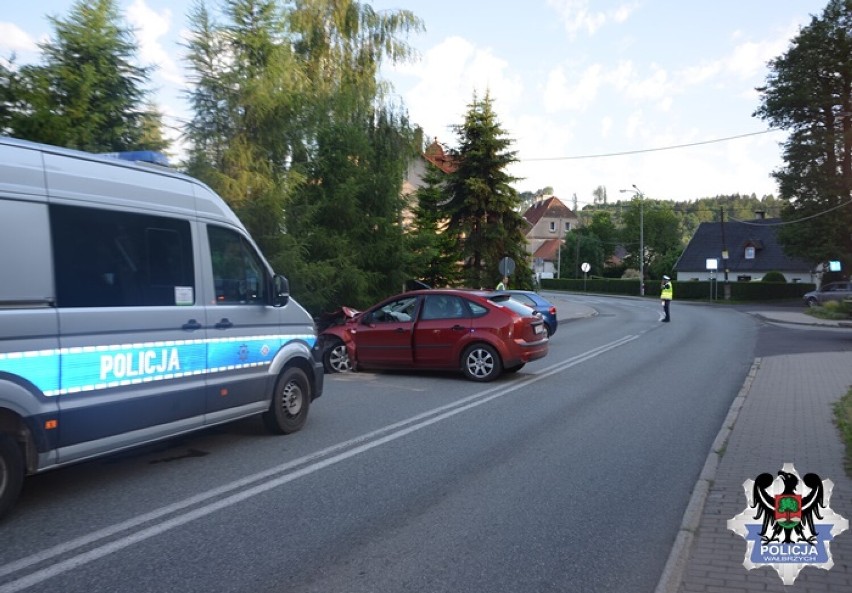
[720,207,729,282]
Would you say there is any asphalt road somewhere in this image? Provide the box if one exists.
[1,296,760,593]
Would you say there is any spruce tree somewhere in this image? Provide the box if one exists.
[2,0,165,152]
[406,160,459,288]
[445,92,532,289]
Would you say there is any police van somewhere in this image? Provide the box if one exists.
[0,137,324,519]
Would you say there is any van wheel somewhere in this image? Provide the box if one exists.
[263,367,311,435]
[461,344,502,382]
[323,339,352,373]
[0,434,24,521]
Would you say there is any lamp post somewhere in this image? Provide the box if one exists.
[619,185,644,296]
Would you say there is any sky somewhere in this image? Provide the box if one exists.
[0,0,833,208]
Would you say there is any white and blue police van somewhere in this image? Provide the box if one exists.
[0,137,324,519]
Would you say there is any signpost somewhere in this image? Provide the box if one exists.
[581,262,590,291]
[706,258,718,300]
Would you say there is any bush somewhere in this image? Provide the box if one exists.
[540,277,816,301]
[761,271,787,283]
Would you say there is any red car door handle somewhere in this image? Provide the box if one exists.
[451,325,466,331]
[395,327,406,333]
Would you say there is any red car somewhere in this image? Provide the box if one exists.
[318,289,549,381]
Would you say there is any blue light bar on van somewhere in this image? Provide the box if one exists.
[101,151,171,167]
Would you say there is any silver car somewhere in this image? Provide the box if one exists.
[803,281,852,307]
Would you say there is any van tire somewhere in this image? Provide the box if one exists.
[263,367,311,435]
[0,433,24,521]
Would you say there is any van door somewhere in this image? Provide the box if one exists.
[0,198,60,453]
[201,224,283,423]
[49,204,206,463]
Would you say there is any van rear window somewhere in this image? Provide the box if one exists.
[50,205,195,307]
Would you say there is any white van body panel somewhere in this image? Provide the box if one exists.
[0,138,323,516]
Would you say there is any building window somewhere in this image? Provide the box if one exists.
[549,221,556,232]
[744,246,755,260]
[564,221,571,231]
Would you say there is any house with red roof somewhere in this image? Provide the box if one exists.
[521,196,579,279]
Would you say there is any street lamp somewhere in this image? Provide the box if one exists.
[619,185,644,296]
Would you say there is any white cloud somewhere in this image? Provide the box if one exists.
[126,0,183,86]
[546,0,637,36]
[393,36,523,141]
[543,63,604,112]
[0,21,39,55]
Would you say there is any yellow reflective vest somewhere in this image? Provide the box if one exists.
[661,281,673,301]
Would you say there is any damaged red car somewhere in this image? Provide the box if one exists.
[317,289,549,382]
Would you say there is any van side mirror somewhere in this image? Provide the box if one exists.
[273,275,290,307]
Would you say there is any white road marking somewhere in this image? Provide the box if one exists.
[0,335,638,593]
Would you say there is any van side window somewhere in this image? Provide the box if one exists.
[208,226,267,305]
[50,205,194,307]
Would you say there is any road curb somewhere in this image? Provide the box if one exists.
[653,357,761,593]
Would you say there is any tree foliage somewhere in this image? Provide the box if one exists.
[620,198,682,281]
[184,0,423,313]
[444,92,532,289]
[559,230,605,279]
[406,161,459,287]
[755,0,852,271]
[0,0,165,152]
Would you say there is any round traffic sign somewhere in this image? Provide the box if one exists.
[499,257,516,276]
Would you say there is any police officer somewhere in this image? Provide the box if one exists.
[660,275,673,322]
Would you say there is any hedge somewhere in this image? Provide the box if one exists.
[540,278,815,301]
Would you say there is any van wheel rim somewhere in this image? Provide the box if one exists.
[282,381,303,416]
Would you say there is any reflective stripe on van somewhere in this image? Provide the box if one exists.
[0,335,316,396]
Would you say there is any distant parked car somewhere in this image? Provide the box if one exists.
[318,289,549,381]
[803,281,852,307]
[489,290,558,336]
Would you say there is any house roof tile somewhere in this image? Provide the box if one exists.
[675,218,812,273]
[522,196,576,226]
[533,239,562,260]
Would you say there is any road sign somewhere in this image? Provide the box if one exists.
[581,262,591,273]
[499,257,516,276]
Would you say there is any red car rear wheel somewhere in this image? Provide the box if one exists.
[461,343,502,382]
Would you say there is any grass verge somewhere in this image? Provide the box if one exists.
[807,300,852,320]
[833,387,852,477]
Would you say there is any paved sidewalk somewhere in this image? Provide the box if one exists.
[656,320,852,592]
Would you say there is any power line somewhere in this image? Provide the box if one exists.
[521,130,780,162]
[729,197,852,226]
